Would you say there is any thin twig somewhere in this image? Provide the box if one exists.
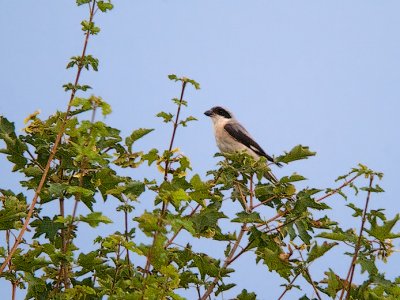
[26,148,45,171]
[316,174,361,203]
[0,0,97,275]
[110,243,122,294]
[251,195,277,210]
[163,80,187,182]
[235,182,249,212]
[123,197,132,276]
[298,250,322,300]
[256,173,362,231]
[249,175,254,209]
[164,203,201,249]
[200,223,248,300]
[142,80,188,284]
[339,175,374,300]
[277,272,301,300]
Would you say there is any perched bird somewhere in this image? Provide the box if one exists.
[204,106,281,183]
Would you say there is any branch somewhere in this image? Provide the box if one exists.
[164,203,201,249]
[298,250,322,300]
[0,0,97,275]
[200,223,248,300]
[315,173,361,203]
[164,80,187,181]
[256,173,363,231]
[277,272,301,300]
[251,195,277,210]
[339,175,374,300]
[143,80,188,278]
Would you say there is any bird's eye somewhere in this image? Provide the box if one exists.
[215,108,231,119]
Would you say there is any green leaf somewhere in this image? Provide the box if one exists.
[360,184,385,193]
[259,247,292,279]
[0,192,27,230]
[236,289,257,300]
[80,20,100,35]
[307,241,338,263]
[67,186,94,197]
[124,180,146,199]
[192,208,227,235]
[279,174,307,183]
[139,148,159,167]
[232,211,262,223]
[317,228,357,243]
[79,212,112,228]
[0,116,27,171]
[358,254,378,276]
[191,254,220,280]
[324,269,342,297]
[31,216,64,243]
[168,74,178,81]
[25,273,50,299]
[293,193,330,214]
[76,0,91,5]
[126,128,154,152]
[216,283,236,296]
[156,111,174,123]
[76,251,106,275]
[48,183,69,198]
[347,203,364,217]
[169,216,195,235]
[365,214,400,240]
[168,74,200,90]
[179,116,197,127]
[134,211,162,236]
[277,145,316,164]
[97,1,114,12]
[295,219,312,245]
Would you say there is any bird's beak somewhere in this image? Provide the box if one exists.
[204,110,212,117]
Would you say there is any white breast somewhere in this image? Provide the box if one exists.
[211,116,258,159]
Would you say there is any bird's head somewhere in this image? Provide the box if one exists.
[204,106,233,122]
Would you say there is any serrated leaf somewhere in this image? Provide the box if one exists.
[232,211,262,223]
[156,111,174,123]
[307,241,338,263]
[179,116,197,127]
[317,229,357,243]
[97,0,114,12]
[365,214,400,240]
[360,184,385,193]
[76,0,91,5]
[259,247,292,279]
[192,208,227,234]
[79,212,112,228]
[277,145,316,164]
[279,174,307,183]
[0,116,28,171]
[125,128,154,152]
[324,269,342,297]
[168,74,178,81]
[236,289,257,300]
[358,254,378,276]
[67,186,94,197]
[0,193,27,230]
[30,216,64,243]
[216,283,236,296]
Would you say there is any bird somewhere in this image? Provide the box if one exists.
[204,106,282,183]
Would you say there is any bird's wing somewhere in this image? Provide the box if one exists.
[224,122,280,166]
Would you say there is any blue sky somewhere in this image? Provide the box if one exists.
[1,1,400,299]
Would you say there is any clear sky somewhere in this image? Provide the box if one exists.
[1,1,400,299]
